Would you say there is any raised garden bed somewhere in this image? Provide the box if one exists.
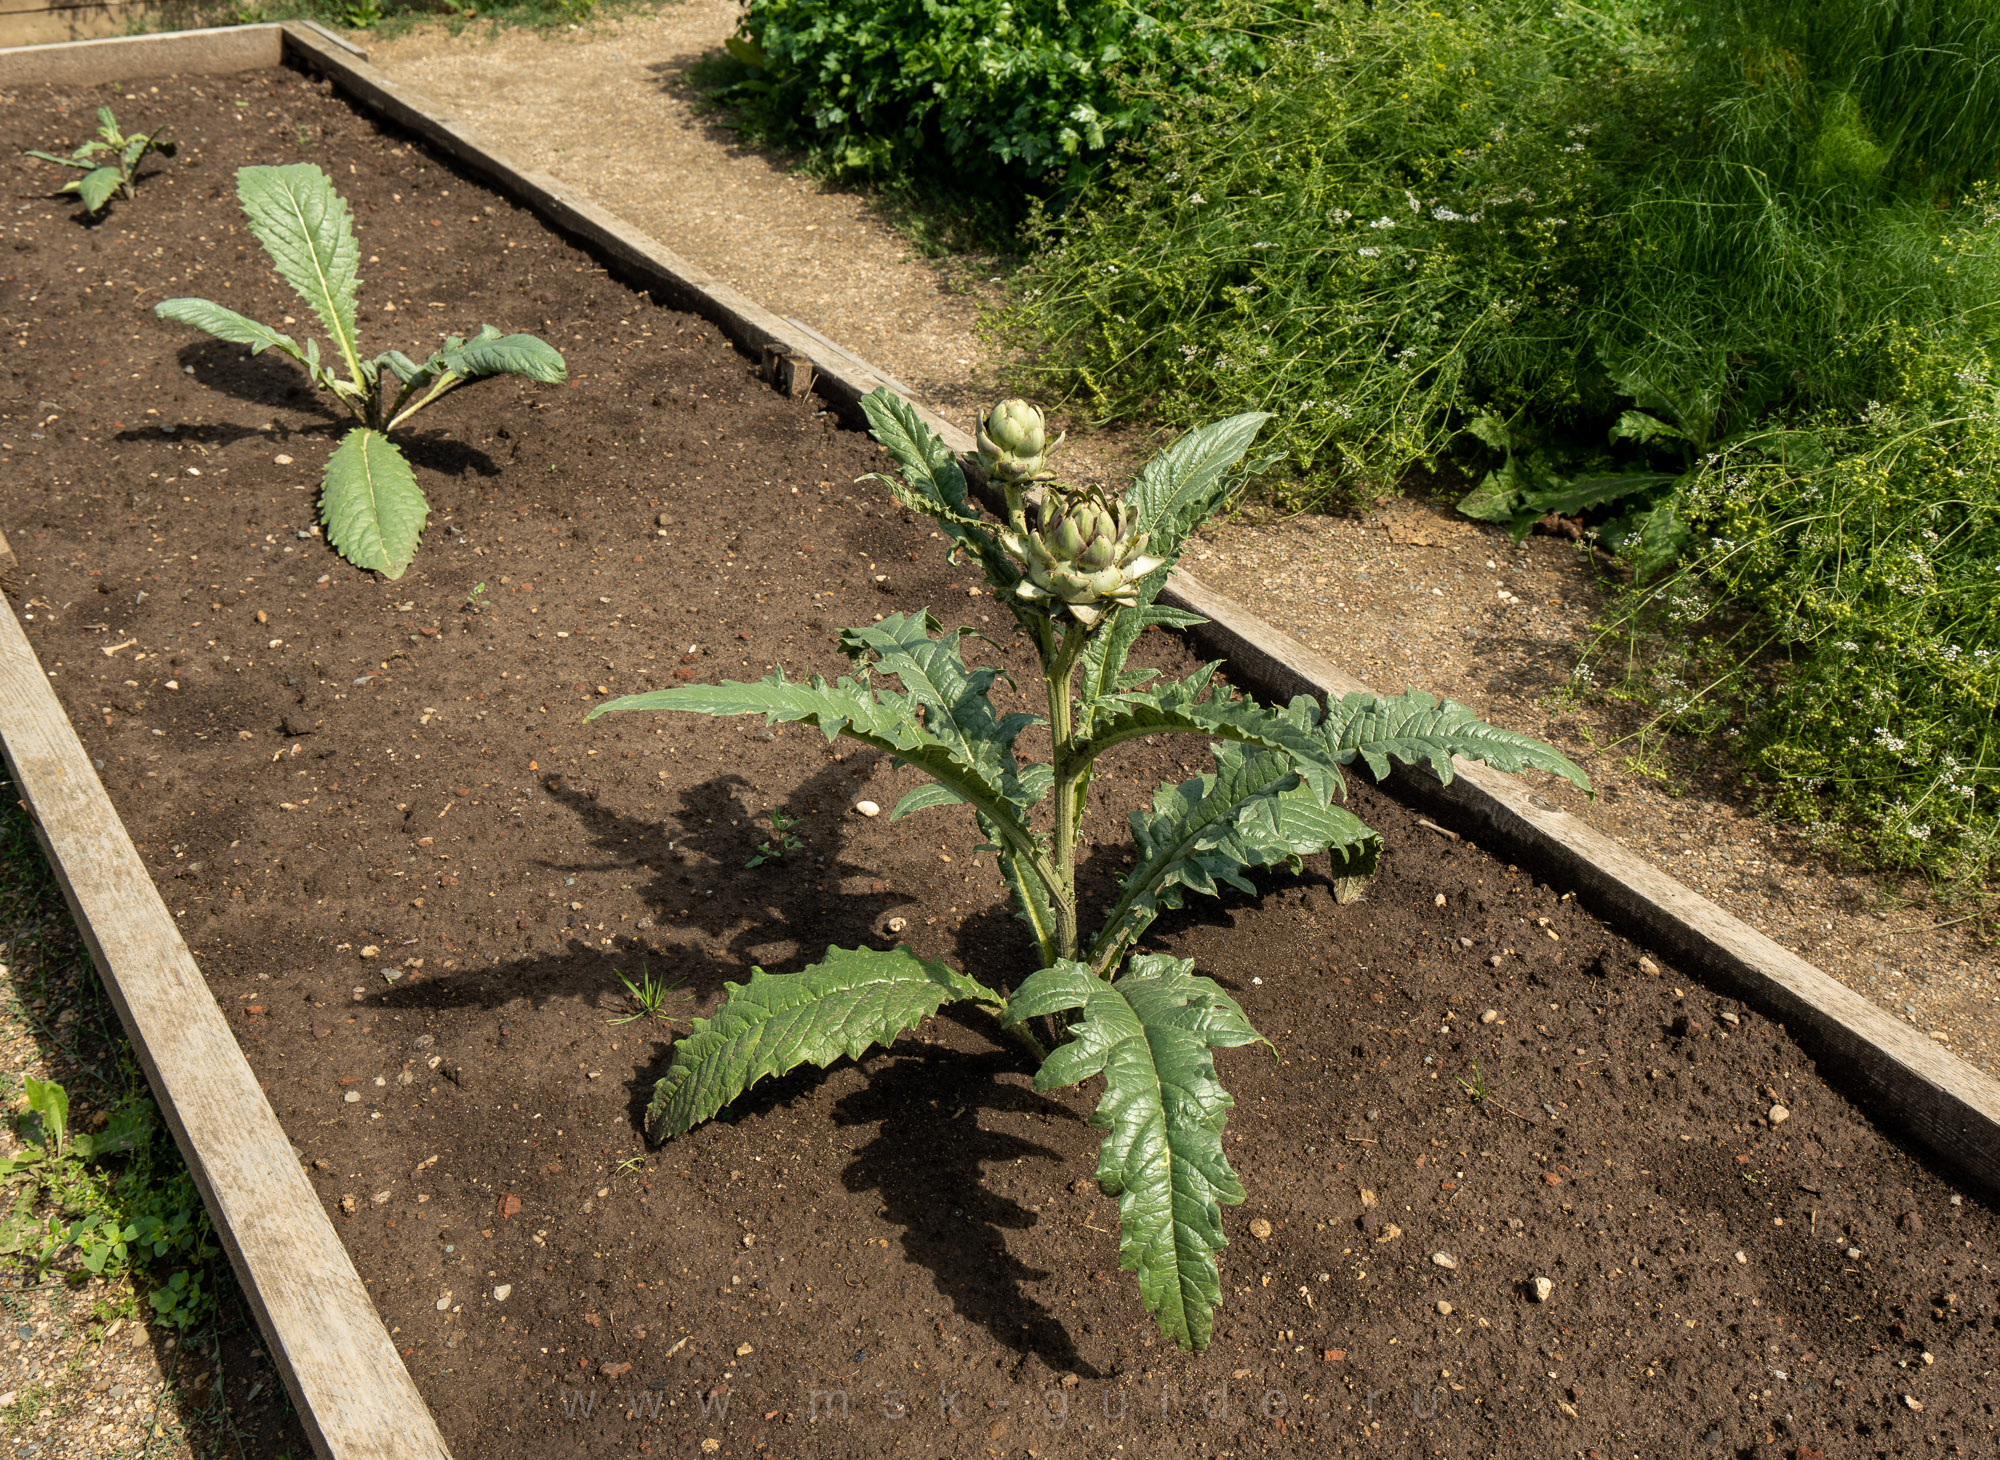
[2,49,1997,1460]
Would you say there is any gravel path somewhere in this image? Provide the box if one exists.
[370,5,1992,1066]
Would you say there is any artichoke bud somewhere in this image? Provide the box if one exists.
[1002,484,1166,628]
[976,398,1065,484]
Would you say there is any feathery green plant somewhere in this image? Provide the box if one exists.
[155,164,566,579]
[589,390,1586,1350]
[24,108,175,217]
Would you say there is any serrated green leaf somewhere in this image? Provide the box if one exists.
[1124,412,1271,562]
[1455,467,1521,523]
[23,150,94,172]
[1007,955,1264,1351]
[156,298,309,367]
[95,107,119,143]
[1091,744,1378,963]
[1520,471,1678,519]
[373,349,428,383]
[440,328,566,383]
[587,671,1052,887]
[77,167,122,215]
[319,427,427,580]
[1079,598,1207,728]
[236,163,362,380]
[647,946,1002,1140]
[838,610,1039,807]
[1319,689,1588,788]
[889,783,964,820]
[858,388,1028,613]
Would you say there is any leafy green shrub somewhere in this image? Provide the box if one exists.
[157,163,565,580]
[1004,0,2000,880]
[588,392,1583,1349]
[1586,330,2000,889]
[700,0,1273,225]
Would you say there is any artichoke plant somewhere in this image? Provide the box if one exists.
[1003,484,1164,626]
[589,390,1589,1353]
[975,397,1065,486]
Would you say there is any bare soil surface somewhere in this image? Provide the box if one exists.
[1,64,1997,1460]
[366,4,2000,1071]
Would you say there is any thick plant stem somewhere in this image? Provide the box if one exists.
[1045,626,1087,964]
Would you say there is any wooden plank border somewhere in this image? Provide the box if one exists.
[0,20,282,83]
[0,594,453,1458]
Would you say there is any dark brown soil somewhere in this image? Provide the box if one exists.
[3,67,1997,1460]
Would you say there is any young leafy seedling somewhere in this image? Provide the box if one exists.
[155,163,566,579]
[744,808,805,867]
[590,391,1588,1351]
[24,107,175,217]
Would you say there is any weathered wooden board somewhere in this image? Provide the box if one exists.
[1162,569,2000,1197]
[0,20,281,82]
[0,590,452,1459]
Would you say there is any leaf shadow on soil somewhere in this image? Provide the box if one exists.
[386,760,1114,1366]
[831,1046,1105,1378]
[143,341,502,476]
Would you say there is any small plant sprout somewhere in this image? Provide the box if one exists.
[155,164,566,579]
[589,390,1587,1351]
[24,108,175,217]
[465,581,491,614]
[744,808,805,867]
[609,960,688,1027]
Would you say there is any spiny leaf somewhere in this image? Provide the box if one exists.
[1093,744,1381,961]
[647,946,1003,1140]
[1123,412,1271,562]
[236,163,362,378]
[155,298,308,367]
[840,611,1039,805]
[1006,955,1265,1351]
[320,427,428,580]
[889,783,964,821]
[859,388,1028,611]
[23,150,94,171]
[586,672,1044,865]
[1319,689,1589,788]
[440,326,566,383]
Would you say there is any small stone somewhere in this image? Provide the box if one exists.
[1718,1010,1740,1026]
[701,1442,721,1455]
[1768,1104,1790,1124]
[1898,1210,1924,1236]
[1734,1251,1747,1264]
[1846,1246,1862,1260]
[741,1233,755,1248]
[1435,1300,1453,1316]
[602,1362,632,1379]
[1430,1251,1458,1270]
[369,1190,390,1207]
[657,513,671,526]
[1530,1276,1554,1302]
[359,945,380,959]
[853,800,880,818]
[1248,1218,1272,1242]
[351,986,366,1002]
[1638,956,1660,975]
[493,1285,511,1302]
[343,1091,360,1104]
[275,454,294,465]
[1488,954,1504,968]
[1479,1009,1498,1024]
[435,1292,451,1311]
[1433,893,1446,907]
[736,1342,754,1356]
[1376,1223,1402,1243]
[1903,1394,1924,1412]
[339,1195,358,1214]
